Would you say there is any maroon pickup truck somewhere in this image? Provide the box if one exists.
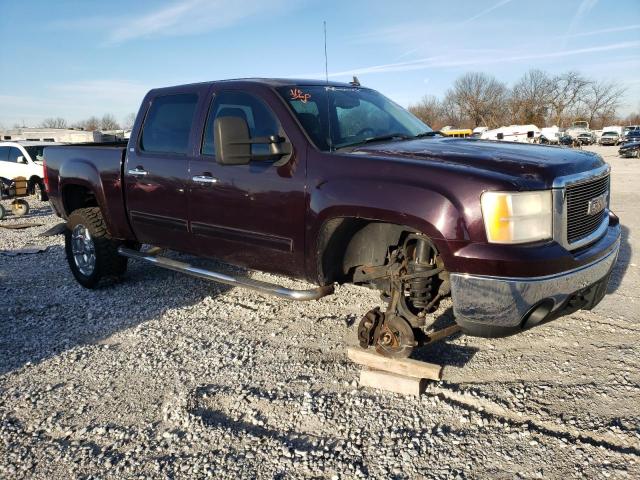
[44,78,620,358]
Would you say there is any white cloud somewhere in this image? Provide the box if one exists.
[461,0,514,25]
[52,0,297,46]
[566,23,640,38]
[322,41,640,78]
[0,80,151,126]
[564,0,599,46]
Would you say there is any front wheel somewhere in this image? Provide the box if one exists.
[65,207,128,288]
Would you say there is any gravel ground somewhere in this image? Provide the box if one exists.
[1,145,638,479]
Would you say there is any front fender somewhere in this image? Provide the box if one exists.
[306,177,469,279]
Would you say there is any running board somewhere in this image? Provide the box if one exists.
[117,246,334,301]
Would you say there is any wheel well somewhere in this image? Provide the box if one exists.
[317,218,415,285]
[62,185,98,215]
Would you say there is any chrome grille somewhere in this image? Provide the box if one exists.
[566,174,609,244]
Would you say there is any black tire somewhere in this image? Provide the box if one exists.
[65,207,127,288]
[0,204,5,220]
[12,199,29,217]
[35,181,47,201]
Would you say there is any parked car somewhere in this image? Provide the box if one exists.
[558,134,581,147]
[619,136,640,158]
[599,131,620,146]
[0,141,61,200]
[577,132,597,145]
[620,129,640,144]
[44,78,621,359]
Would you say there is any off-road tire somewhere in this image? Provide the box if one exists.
[65,207,127,288]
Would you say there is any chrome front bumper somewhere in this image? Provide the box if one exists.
[450,238,620,337]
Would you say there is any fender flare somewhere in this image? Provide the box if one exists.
[306,178,469,281]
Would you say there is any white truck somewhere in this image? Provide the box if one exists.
[0,141,61,200]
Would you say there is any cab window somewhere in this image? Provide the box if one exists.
[202,91,280,157]
[8,147,23,163]
[140,94,198,154]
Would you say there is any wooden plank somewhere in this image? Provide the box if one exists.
[359,369,426,396]
[347,347,441,380]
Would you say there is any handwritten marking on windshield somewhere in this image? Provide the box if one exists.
[290,88,311,103]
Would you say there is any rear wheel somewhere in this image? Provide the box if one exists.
[65,207,128,288]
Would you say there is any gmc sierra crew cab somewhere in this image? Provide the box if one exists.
[44,78,621,358]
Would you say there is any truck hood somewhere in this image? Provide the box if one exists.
[351,137,605,189]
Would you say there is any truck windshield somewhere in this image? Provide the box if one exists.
[277,85,432,151]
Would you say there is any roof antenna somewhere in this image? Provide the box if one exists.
[350,76,360,87]
[323,20,333,152]
[323,20,329,83]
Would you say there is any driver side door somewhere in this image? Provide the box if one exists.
[188,87,307,277]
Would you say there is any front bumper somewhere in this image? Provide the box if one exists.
[450,233,620,337]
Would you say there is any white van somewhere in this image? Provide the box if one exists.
[0,141,62,200]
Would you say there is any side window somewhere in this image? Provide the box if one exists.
[202,91,280,156]
[0,147,10,162]
[8,147,23,163]
[337,99,390,140]
[140,93,198,154]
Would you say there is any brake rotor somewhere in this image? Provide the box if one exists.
[374,314,415,359]
[357,308,383,348]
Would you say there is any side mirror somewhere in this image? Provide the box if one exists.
[214,116,292,166]
[17,156,28,164]
[214,116,252,165]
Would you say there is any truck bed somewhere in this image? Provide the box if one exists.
[44,143,134,240]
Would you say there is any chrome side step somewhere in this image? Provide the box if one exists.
[117,246,334,301]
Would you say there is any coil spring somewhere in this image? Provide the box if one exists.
[407,265,434,309]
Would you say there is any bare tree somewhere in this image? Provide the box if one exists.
[122,112,137,129]
[40,117,68,129]
[625,111,640,126]
[447,72,508,127]
[75,116,100,131]
[100,114,120,131]
[440,94,468,128]
[584,81,626,129]
[509,69,553,125]
[409,96,444,129]
[547,71,591,127]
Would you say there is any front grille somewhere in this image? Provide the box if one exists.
[566,174,609,244]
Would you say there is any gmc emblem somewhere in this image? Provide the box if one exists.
[586,193,608,216]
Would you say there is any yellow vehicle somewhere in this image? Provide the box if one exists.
[440,128,472,138]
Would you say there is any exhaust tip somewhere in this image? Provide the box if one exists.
[521,298,555,329]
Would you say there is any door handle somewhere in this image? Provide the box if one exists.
[128,167,148,176]
[192,175,218,184]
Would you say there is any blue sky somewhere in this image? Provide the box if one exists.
[1,0,639,127]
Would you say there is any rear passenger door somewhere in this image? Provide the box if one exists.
[124,92,200,250]
[187,87,307,277]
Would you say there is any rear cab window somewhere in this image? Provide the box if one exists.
[140,94,198,154]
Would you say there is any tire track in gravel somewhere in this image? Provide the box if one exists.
[428,384,640,456]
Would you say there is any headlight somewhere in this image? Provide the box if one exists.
[481,190,552,244]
